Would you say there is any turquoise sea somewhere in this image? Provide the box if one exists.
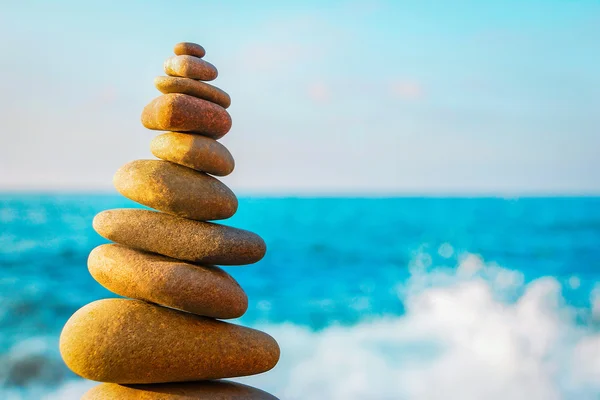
[1,195,600,399]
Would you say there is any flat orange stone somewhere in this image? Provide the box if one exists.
[164,55,218,81]
[93,209,267,265]
[60,299,280,383]
[88,244,248,319]
[83,381,279,399]
[150,132,235,176]
[154,76,231,108]
[173,42,206,58]
[141,93,232,139]
[113,159,237,221]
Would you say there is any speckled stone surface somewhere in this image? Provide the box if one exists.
[164,55,218,81]
[141,93,231,139]
[88,244,247,319]
[93,209,266,265]
[155,76,231,109]
[173,42,206,58]
[113,160,237,221]
[83,381,279,399]
[60,299,280,383]
[150,132,235,177]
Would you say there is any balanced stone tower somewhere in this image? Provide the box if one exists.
[60,42,280,399]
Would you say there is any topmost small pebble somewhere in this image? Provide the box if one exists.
[174,42,206,58]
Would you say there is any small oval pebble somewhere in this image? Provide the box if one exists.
[114,160,237,221]
[88,244,247,319]
[93,209,266,265]
[83,381,279,400]
[174,42,206,58]
[165,55,218,81]
[141,93,231,139]
[155,76,231,108]
[60,299,280,383]
[151,132,235,176]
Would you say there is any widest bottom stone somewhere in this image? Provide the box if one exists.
[60,299,279,383]
[83,381,279,400]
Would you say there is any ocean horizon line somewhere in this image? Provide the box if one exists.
[1,190,599,199]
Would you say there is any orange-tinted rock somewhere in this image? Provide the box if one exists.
[83,381,279,400]
[150,132,235,176]
[173,42,206,58]
[164,55,218,81]
[141,93,231,139]
[60,299,280,383]
[93,209,266,265]
[88,244,247,319]
[113,160,237,221]
[154,76,231,108]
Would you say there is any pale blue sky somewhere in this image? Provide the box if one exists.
[0,0,598,194]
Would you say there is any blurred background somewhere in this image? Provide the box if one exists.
[1,1,599,399]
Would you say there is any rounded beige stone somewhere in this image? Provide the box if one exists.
[155,76,231,108]
[174,42,206,58]
[150,132,235,176]
[93,209,266,265]
[88,244,247,318]
[83,381,279,399]
[113,159,237,221]
[60,299,280,383]
[141,93,232,139]
[164,55,218,81]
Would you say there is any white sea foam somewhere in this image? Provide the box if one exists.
[238,254,600,400]
[28,254,600,399]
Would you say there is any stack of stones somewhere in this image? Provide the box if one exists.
[60,42,280,400]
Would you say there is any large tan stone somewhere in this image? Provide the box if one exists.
[141,93,232,139]
[88,244,247,319]
[164,55,218,81]
[150,132,235,176]
[155,76,231,108]
[83,381,279,399]
[113,160,237,221]
[93,209,266,265]
[173,42,206,58]
[60,299,280,383]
